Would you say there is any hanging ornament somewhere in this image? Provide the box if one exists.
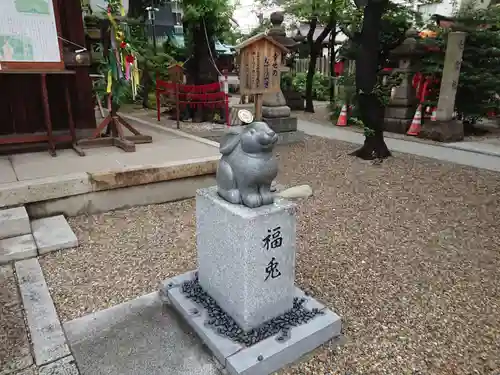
[106,70,113,93]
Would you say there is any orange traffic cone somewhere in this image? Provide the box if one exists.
[336,104,348,126]
[407,104,422,136]
[430,107,437,121]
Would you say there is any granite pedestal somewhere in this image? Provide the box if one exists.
[161,186,343,375]
[196,186,296,331]
[160,271,343,375]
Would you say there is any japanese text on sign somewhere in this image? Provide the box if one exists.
[244,51,250,90]
[272,52,279,77]
[251,50,257,87]
[263,227,283,250]
[256,50,261,88]
[265,257,281,281]
[263,56,270,89]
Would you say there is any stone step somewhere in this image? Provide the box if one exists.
[0,234,37,265]
[0,206,31,240]
[31,215,78,255]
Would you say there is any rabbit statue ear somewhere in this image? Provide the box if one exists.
[219,127,243,155]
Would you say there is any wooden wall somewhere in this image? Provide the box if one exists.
[0,0,95,136]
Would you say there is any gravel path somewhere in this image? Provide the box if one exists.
[40,137,500,375]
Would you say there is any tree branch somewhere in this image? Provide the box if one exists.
[314,25,333,47]
[338,24,354,39]
[307,16,318,44]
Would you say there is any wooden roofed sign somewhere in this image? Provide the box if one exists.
[236,33,289,95]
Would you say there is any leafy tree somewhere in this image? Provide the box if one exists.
[182,0,233,121]
[221,27,245,45]
[338,0,416,160]
[248,19,273,37]
[263,0,345,112]
[420,5,500,124]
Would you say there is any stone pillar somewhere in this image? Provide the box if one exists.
[383,31,422,134]
[436,32,466,121]
[420,31,466,142]
[260,12,302,144]
[196,186,296,331]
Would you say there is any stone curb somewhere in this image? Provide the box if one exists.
[337,125,500,159]
[0,156,219,209]
[14,258,73,368]
[440,143,500,158]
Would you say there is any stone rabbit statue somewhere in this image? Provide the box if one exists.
[216,121,279,208]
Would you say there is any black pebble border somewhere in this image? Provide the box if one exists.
[180,272,324,347]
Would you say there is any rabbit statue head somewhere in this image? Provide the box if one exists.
[219,121,278,156]
[216,121,279,208]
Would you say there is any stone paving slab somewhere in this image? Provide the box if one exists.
[164,270,342,375]
[63,292,221,375]
[0,235,37,265]
[0,157,17,185]
[15,259,71,366]
[39,356,78,375]
[0,265,33,375]
[31,216,78,255]
[0,207,31,240]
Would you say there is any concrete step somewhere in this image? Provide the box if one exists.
[0,234,37,265]
[31,215,78,255]
[0,206,31,240]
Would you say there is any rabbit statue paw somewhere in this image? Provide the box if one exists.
[216,121,279,208]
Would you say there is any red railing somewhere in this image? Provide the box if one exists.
[156,78,230,128]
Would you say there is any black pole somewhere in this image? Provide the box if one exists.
[151,1,157,55]
[328,6,335,104]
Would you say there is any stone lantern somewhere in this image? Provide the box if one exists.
[384,29,427,134]
[262,11,303,143]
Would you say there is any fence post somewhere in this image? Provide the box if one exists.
[175,82,180,129]
[223,70,230,127]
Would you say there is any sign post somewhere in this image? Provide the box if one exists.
[235,33,289,121]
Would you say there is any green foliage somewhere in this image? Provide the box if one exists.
[248,19,273,37]
[182,0,234,37]
[338,1,417,68]
[220,27,244,45]
[421,5,500,121]
[283,72,331,100]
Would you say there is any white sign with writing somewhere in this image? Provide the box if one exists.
[0,0,61,63]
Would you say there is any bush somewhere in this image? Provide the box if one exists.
[281,72,331,101]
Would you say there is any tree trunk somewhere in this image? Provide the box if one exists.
[141,68,151,109]
[305,47,318,113]
[350,0,391,160]
[184,21,219,122]
[329,24,336,104]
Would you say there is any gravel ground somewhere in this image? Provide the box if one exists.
[0,265,32,374]
[40,137,500,375]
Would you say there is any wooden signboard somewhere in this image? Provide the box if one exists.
[0,0,64,71]
[236,33,289,96]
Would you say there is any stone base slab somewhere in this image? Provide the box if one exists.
[263,117,298,133]
[277,131,305,145]
[160,270,342,375]
[384,117,411,134]
[419,119,464,142]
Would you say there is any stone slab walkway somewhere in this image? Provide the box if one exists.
[63,293,220,375]
[298,119,500,172]
[1,257,219,375]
